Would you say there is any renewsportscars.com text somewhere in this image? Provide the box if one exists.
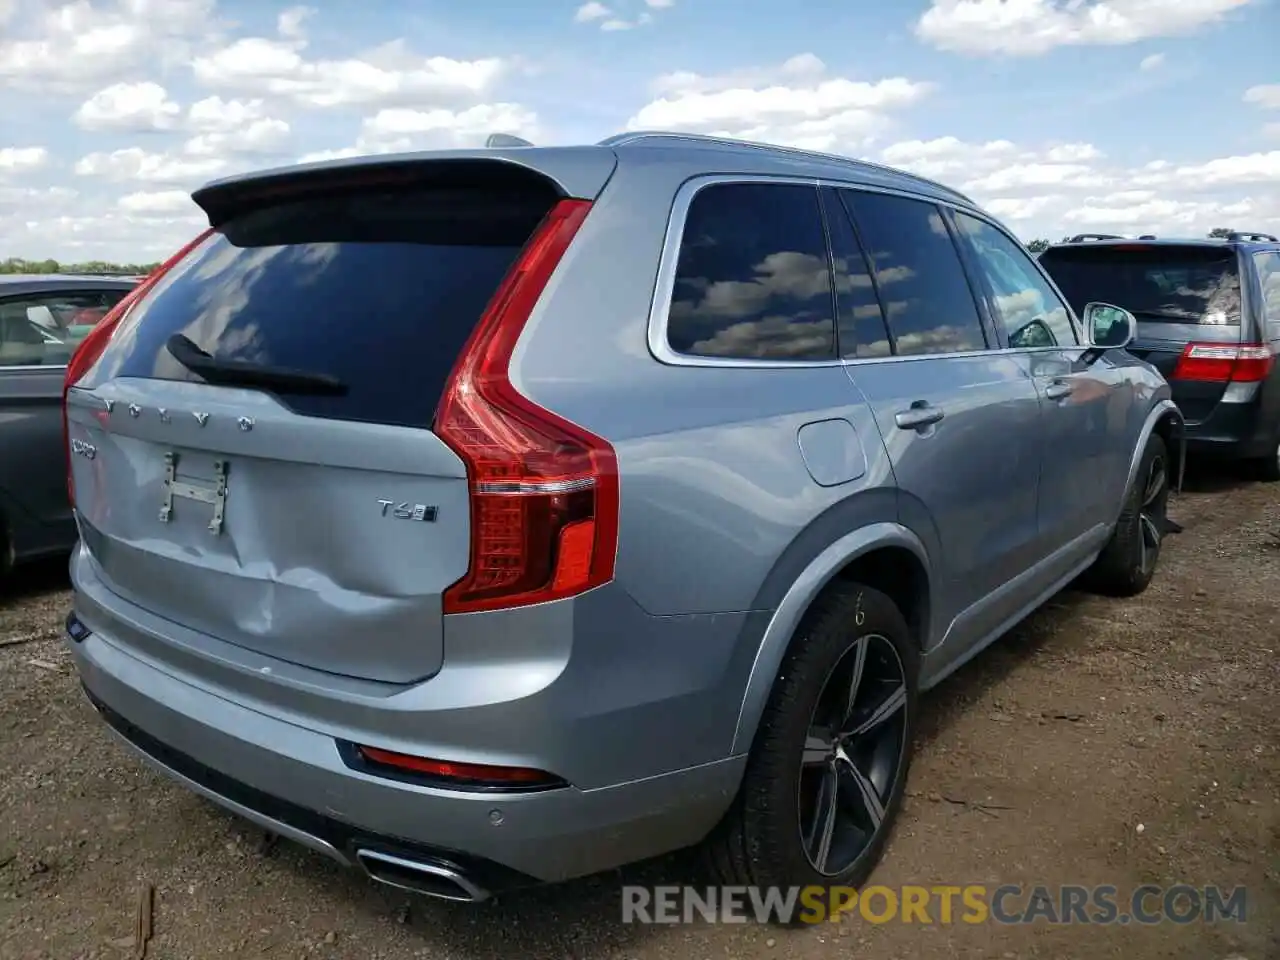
[621,883,1249,925]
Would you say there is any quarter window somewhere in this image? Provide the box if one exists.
[667,182,836,361]
[953,212,1077,348]
[839,190,987,356]
[1253,252,1280,338]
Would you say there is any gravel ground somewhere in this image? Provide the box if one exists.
[1,469,1276,960]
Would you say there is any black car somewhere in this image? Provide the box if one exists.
[0,274,138,578]
[1040,232,1280,480]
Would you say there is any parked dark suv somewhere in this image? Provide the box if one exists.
[1040,232,1280,479]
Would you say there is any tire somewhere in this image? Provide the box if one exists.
[1085,433,1170,597]
[705,583,919,923]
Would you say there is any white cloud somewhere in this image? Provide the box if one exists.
[276,5,314,40]
[192,35,505,110]
[74,147,229,183]
[575,1,610,21]
[0,186,77,211]
[1138,53,1165,71]
[916,0,1257,56]
[0,0,219,93]
[73,81,181,132]
[117,189,199,216]
[628,56,931,152]
[1245,84,1280,110]
[0,211,206,262]
[877,135,1280,241]
[574,0,665,29]
[298,102,538,162]
[0,147,49,174]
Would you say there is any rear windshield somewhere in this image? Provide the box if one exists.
[1039,245,1242,325]
[96,182,556,428]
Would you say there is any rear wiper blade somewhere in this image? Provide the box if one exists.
[165,334,348,396]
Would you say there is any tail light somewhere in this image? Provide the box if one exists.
[63,229,213,506]
[434,198,619,614]
[1171,342,1274,383]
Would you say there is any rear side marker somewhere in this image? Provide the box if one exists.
[342,743,568,793]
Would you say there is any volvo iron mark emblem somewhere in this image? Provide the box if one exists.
[377,500,438,522]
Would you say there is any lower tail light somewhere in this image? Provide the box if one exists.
[434,198,619,615]
[1171,342,1274,384]
[63,229,213,506]
[351,744,565,791]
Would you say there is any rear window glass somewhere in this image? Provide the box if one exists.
[1039,246,1241,325]
[95,184,555,428]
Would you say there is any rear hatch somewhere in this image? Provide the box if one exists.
[1039,243,1244,422]
[65,162,575,684]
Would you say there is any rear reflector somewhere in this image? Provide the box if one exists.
[434,198,620,615]
[62,229,214,506]
[1171,342,1274,383]
[353,745,566,791]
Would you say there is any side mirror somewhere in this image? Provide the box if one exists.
[1082,302,1136,349]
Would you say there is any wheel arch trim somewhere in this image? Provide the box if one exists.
[730,522,930,755]
[1121,400,1184,519]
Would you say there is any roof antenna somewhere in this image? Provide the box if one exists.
[485,133,534,148]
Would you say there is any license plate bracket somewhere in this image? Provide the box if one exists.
[159,452,228,533]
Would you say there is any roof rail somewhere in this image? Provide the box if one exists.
[1067,233,1125,242]
[485,133,534,148]
[598,130,976,205]
[1137,234,1157,240]
[1226,230,1278,243]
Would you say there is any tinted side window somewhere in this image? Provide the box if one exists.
[840,191,987,356]
[0,291,125,367]
[953,212,1078,348]
[667,182,835,361]
[820,187,891,358]
[1254,252,1280,338]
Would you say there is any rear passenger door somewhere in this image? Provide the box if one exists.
[826,188,1043,653]
[952,212,1130,550]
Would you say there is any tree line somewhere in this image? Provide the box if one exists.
[1,257,159,276]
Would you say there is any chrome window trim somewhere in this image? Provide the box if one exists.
[0,364,69,371]
[646,175,843,369]
[646,173,1087,370]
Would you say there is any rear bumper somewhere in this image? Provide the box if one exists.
[68,616,744,886]
[1183,397,1275,460]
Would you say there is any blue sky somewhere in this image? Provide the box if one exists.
[1,0,1277,261]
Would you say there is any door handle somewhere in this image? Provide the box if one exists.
[894,404,945,430]
[1045,380,1074,401]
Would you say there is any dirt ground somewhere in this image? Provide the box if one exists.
[1,469,1276,960]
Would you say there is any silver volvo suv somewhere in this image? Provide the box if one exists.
[63,132,1183,909]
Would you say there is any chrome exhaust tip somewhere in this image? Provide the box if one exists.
[355,849,490,903]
